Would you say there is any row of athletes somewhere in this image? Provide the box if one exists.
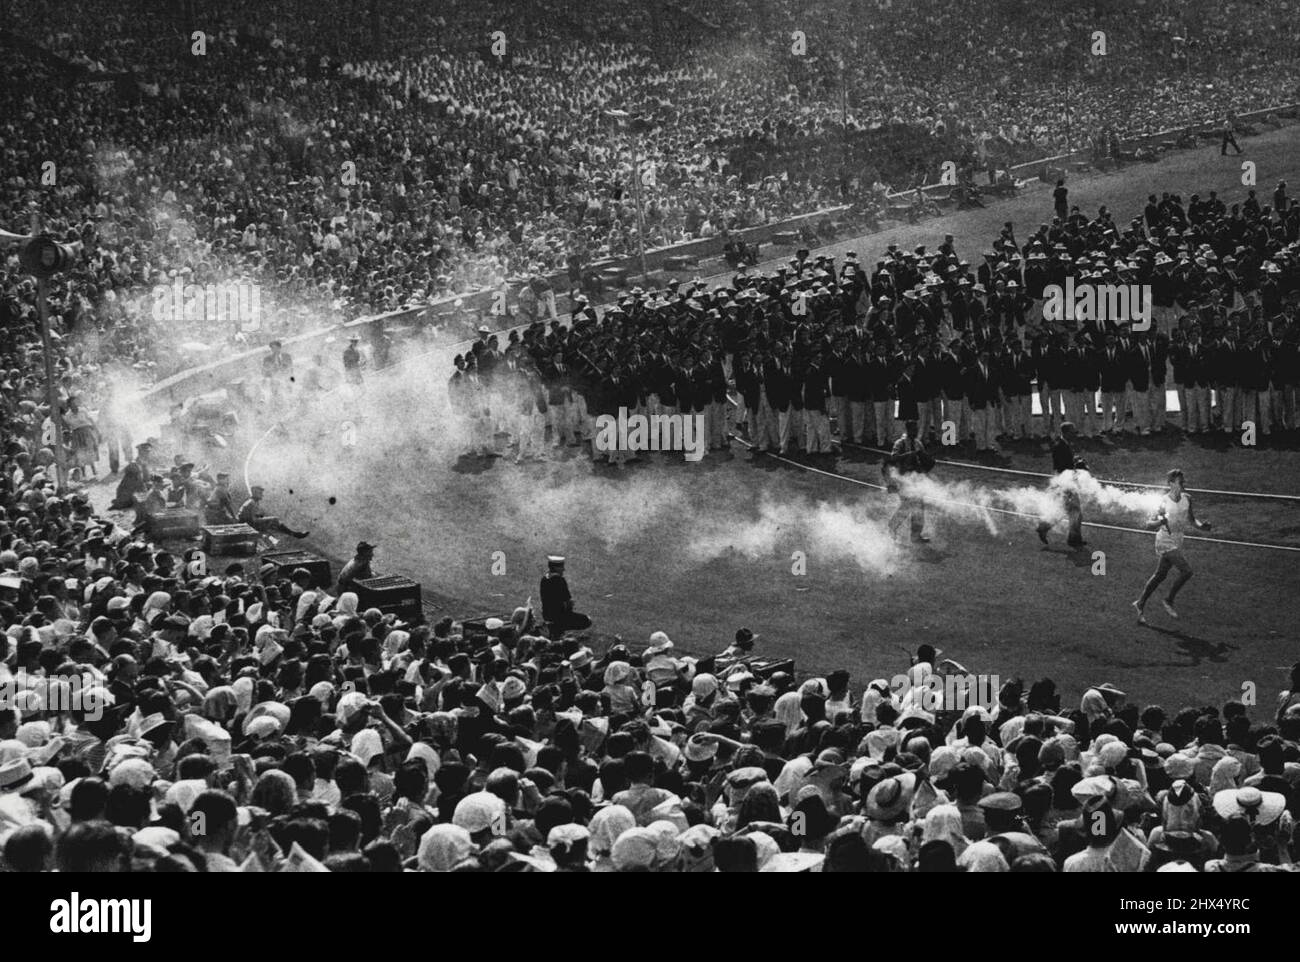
[444,324,1299,461]
[446,342,735,461]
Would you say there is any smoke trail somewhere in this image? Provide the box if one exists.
[236,349,1174,589]
[898,469,1164,534]
[686,493,903,575]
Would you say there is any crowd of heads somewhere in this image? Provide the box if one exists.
[4,0,1300,872]
[8,0,1300,392]
[4,548,1300,874]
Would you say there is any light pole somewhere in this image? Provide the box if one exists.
[604,109,651,281]
[3,229,80,492]
[630,145,649,280]
[35,276,65,491]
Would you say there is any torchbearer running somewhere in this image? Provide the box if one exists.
[1132,469,1211,624]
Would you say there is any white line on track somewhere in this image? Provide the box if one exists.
[733,436,1300,553]
[840,441,1300,503]
[244,346,1300,555]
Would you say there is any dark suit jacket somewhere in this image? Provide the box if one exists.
[964,363,1000,409]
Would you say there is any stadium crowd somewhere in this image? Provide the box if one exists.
[1,503,1298,873]
[6,208,1300,872]
[7,0,1300,388]
[4,0,1300,875]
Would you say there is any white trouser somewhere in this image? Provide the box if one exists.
[1126,386,1149,432]
[971,406,998,450]
[1037,384,1056,435]
[754,399,780,449]
[1100,391,1125,432]
[1005,394,1031,437]
[917,398,940,441]
[517,412,546,459]
[944,397,968,441]
[872,401,895,447]
[805,410,833,453]
[1187,386,1210,432]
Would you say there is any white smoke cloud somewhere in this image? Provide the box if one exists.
[899,469,1163,535]
[236,347,1171,587]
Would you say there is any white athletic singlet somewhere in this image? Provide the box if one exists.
[1154,493,1190,553]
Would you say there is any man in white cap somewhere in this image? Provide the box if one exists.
[539,556,591,636]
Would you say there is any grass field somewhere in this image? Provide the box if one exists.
[243,123,1300,716]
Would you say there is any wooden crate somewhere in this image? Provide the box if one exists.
[356,575,424,625]
[201,523,260,555]
[739,655,795,680]
[261,550,332,589]
[146,507,201,540]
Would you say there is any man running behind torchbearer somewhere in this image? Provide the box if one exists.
[885,419,935,543]
[1036,422,1087,549]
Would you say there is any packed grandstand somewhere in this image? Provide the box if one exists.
[1,0,1299,875]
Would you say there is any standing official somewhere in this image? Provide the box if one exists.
[1053,180,1069,222]
[262,340,294,409]
[1220,112,1243,156]
[540,556,592,636]
[342,336,365,392]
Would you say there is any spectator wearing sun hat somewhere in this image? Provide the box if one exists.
[1211,786,1293,866]
[958,839,1010,872]
[586,804,635,873]
[452,791,509,845]
[684,673,721,728]
[417,823,476,872]
[1203,814,1294,872]
[864,773,916,846]
[610,825,663,872]
[601,661,640,715]
[642,631,680,688]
